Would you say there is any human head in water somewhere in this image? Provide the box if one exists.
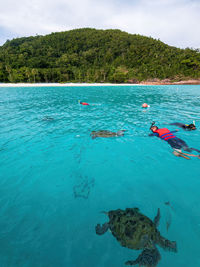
[142,103,149,108]
[187,123,196,130]
[150,121,158,132]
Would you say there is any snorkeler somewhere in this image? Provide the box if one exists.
[149,122,200,159]
[78,100,89,106]
[169,121,196,131]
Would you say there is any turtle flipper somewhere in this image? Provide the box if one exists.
[158,236,177,252]
[125,247,161,267]
[95,223,109,235]
[153,208,160,227]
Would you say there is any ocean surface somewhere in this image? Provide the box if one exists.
[0,85,200,267]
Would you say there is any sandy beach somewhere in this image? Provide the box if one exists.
[0,80,200,87]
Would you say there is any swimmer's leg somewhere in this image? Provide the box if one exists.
[116,130,126,136]
[190,147,200,153]
[178,140,200,153]
[173,150,190,160]
[167,139,200,158]
[182,146,192,152]
[173,150,200,159]
[167,139,182,150]
[175,138,193,152]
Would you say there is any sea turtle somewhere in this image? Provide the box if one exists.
[95,208,177,266]
[42,116,54,121]
[91,130,126,139]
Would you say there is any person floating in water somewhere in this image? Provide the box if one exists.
[149,122,200,159]
[169,121,196,131]
[78,100,89,106]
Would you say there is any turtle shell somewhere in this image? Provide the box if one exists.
[108,208,159,250]
[91,130,117,137]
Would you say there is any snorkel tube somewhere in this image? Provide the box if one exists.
[150,121,156,130]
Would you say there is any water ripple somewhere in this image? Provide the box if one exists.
[0,85,200,266]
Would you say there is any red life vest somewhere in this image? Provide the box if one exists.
[81,102,89,106]
[154,128,176,141]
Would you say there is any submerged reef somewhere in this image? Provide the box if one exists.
[73,177,95,199]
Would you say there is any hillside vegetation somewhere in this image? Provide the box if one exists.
[0,28,200,83]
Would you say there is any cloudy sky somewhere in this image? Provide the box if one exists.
[0,0,199,48]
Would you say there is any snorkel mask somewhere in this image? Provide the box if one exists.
[150,121,155,130]
[150,121,158,132]
[186,121,196,130]
[189,122,196,130]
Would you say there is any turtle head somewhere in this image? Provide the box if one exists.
[117,130,126,136]
[101,210,115,220]
[107,209,123,221]
[107,211,116,220]
[91,131,97,139]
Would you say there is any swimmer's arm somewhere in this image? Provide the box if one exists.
[171,130,179,133]
[148,133,159,137]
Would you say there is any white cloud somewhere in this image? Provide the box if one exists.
[0,0,199,48]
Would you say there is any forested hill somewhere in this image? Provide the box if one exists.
[0,28,200,83]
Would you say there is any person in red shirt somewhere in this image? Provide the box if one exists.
[149,122,200,159]
[78,100,89,106]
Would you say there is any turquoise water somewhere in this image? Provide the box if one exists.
[0,85,200,267]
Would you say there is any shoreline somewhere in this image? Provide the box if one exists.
[0,83,139,87]
[139,79,200,85]
[0,80,200,87]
